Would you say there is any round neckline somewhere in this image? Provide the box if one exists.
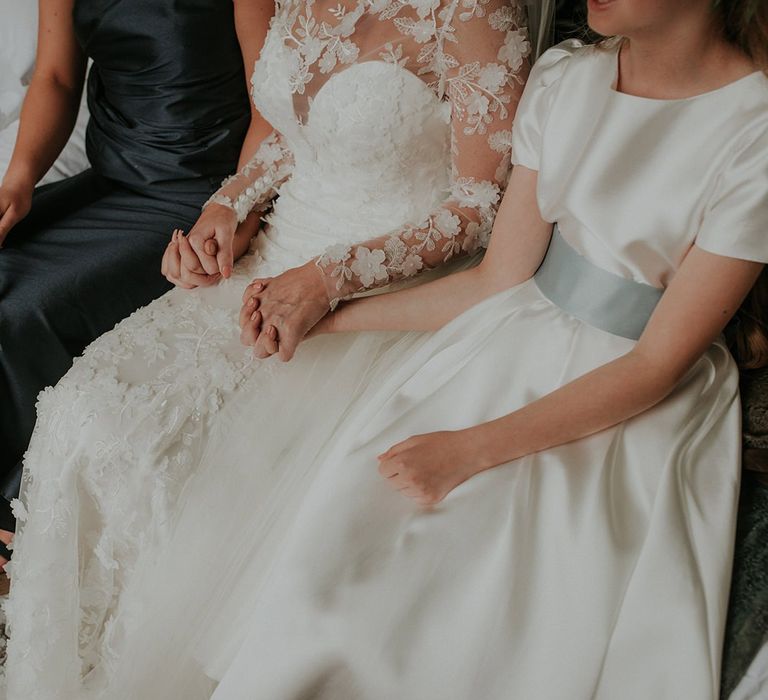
[608,44,764,104]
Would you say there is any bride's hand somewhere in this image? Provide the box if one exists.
[185,203,239,278]
[377,431,480,506]
[163,219,260,289]
[239,261,330,361]
[161,230,221,289]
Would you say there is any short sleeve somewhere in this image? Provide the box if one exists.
[696,122,768,263]
[511,40,579,171]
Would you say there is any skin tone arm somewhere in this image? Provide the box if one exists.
[161,0,275,288]
[315,167,763,506]
[0,0,86,246]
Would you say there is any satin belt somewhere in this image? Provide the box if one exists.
[534,226,664,340]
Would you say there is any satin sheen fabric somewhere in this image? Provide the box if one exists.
[73,0,250,190]
[6,39,768,700]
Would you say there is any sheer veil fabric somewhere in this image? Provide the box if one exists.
[2,2,536,698]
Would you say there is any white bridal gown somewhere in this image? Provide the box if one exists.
[3,1,531,698]
[74,41,767,700]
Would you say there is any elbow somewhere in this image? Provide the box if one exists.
[29,69,84,101]
[627,347,689,405]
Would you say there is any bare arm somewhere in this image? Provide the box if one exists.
[378,228,762,504]
[163,0,278,286]
[0,0,86,244]
[463,247,762,470]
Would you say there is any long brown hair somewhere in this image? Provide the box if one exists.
[715,0,768,369]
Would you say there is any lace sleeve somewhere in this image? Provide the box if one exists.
[204,131,295,223]
[315,0,530,308]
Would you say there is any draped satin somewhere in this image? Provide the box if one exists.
[73,0,251,190]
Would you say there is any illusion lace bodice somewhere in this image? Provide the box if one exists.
[207,0,530,304]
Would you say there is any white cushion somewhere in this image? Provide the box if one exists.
[0,0,38,85]
[0,92,90,185]
[0,2,90,186]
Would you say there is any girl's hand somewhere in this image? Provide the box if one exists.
[377,430,482,506]
[0,181,33,247]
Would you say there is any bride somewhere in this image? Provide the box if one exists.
[3,0,536,697]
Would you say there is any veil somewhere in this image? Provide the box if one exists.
[524,0,556,59]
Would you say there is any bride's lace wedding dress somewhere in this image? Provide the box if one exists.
[2,1,529,698]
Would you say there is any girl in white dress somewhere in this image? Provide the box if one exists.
[78,0,767,698]
[2,1,536,698]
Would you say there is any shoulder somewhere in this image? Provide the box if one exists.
[529,39,608,88]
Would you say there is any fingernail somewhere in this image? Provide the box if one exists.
[254,283,263,291]
[247,297,255,307]
[250,311,259,321]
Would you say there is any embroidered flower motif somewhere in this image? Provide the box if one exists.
[488,128,513,153]
[350,247,389,287]
[402,253,425,276]
[466,91,490,118]
[10,498,28,523]
[380,42,409,67]
[324,244,352,264]
[408,0,439,19]
[478,63,508,93]
[433,209,461,237]
[498,28,531,72]
[488,4,522,31]
[458,0,491,21]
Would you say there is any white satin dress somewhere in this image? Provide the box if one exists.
[74,41,768,699]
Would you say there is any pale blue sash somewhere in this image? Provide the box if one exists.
[534,226,664,340]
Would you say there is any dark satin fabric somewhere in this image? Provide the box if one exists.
[73,0,251,192]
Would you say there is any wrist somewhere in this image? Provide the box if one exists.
[461,418,523,474]
[2,166,35,196]
[305,258,336,311]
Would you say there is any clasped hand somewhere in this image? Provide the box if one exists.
[161,203,254,288]
[238,261,330,361]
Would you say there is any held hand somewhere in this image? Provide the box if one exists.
[162,218,260,290]
[378,431,481,506]
[239,261,330,361]
[161,230,221,289]
[185,203,239,278]
[0,182,33,248]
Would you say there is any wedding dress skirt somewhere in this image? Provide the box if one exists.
[93,277,738,700]
[3,59,461,699]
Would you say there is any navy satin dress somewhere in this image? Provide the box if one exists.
[0,0,251,527]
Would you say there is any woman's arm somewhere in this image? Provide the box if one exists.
[220,0,276,248]
[379,245,764,505]
[240,1,530,360]
[0,0,86,245]
[174,0,284,281]
[322,166,551,334]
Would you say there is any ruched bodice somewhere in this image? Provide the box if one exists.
[253,36,453,262]
[73,0,251,191]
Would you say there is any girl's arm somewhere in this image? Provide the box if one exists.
[0,0,86,244]
[380,244,763,505]
[322,165,552,334]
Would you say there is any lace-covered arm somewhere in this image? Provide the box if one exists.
[315,0,530,308]
[204,131,295,223]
